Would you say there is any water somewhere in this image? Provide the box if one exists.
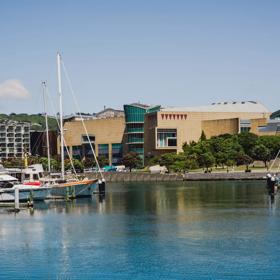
[0,181,280,279]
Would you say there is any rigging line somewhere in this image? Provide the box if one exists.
[45,86,78,179]
[61,60,104,181]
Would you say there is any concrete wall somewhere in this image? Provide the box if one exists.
[59,117,125,164]
[202,118,239,138]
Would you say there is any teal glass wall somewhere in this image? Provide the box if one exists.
[124,104,161,165]
[124,105,146,123]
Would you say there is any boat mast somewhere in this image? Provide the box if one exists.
[42,81,51,173]
[57,52,65,180]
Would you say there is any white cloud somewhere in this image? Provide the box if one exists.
[0,79,30,99]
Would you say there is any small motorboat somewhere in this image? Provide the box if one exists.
[0,174,50,202]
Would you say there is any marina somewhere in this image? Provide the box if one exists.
[0,181,279,279]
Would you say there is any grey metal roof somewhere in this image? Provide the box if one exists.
[161,101,269,113]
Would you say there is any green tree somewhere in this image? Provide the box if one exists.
[39,157,60,172]
[198,152,215,171]
[65,159,84,173]
[97,156,109,168]
[200,130,207,141]
[83,158,96,168]
[237,132,258,157]
[257,135,280,159]
[251,144,271,168]
[2,157,23,168]
[235,153,253,171]
[122,152,142,172]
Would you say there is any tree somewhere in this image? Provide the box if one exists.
[252,144,271,168]
[198,152,215,171]
[235,153,253,171]
[237,132,258,157]
[83,158,96,168]
[2,157,23,168]
[65,159,84,173]
[122,152,142,172]
[39,157,60,172]
[200,130,207,141]
[257,135,280,159]
[97,156,109,168]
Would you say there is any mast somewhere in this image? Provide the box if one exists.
[42,81,51,173]
[57,52,65,179]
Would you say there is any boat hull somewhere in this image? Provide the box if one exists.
[48,179,98,199]
[0,187,50,202]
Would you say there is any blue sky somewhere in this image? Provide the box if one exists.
[0,0,279,114]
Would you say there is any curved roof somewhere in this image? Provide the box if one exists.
[270,109,280,119]
[161,101,270,113]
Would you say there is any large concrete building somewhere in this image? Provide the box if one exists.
[144,101,270,161]
[60,101,272,166]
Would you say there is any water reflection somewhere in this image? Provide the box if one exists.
[0,181,279,279]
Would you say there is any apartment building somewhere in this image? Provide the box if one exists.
[0,120,30,159]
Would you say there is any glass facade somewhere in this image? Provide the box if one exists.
[124,104,161,165]
[72,145,82,159]
[98,144,109,159]
[157,129,177,148]
[127,133,144,144]
[83,143,94,158]
[112,143,123,164]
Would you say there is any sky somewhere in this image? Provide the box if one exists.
[0,0,279,114]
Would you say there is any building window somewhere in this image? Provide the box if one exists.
[157,129,177,148]
[112,143,123,164]
[81,135,95,143]
[127,133,144,143]
[72,145,82,159]
[98,144,109,159]
[240,120,251,133]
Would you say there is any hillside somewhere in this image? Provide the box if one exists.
[0,113,58,131]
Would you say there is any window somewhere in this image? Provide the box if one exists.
[81,135,95,143]
[112,143,123,164]
[98,144,109,159]
[83,143,95,158]
[73,145,82,159]
[240,120,251,133]
[157,129,177,148]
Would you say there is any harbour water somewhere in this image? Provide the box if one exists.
[0,181,280,279]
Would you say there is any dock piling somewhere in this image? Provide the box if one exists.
[14,187,20,211]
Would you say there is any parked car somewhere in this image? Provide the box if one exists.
[102,165,117,172]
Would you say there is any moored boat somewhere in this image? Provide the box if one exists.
[0,174,50,202]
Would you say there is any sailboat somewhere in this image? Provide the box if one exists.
[40,53,104,199]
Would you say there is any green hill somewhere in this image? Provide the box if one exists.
[0,113,58,131]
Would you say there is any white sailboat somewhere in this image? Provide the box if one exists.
[41,53,101,199]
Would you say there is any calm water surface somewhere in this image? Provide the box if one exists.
[0,181,280,279]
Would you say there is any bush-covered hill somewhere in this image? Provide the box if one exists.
[0,113,58,131]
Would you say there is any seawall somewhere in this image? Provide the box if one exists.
[85,171,268,182]
[86,172,183,182]
[184,172,267,181]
